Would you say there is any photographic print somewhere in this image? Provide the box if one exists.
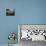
[6,9,15,16]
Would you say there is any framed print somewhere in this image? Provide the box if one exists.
[6,9,15,16]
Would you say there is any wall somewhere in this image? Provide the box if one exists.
[0,0,46,44]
